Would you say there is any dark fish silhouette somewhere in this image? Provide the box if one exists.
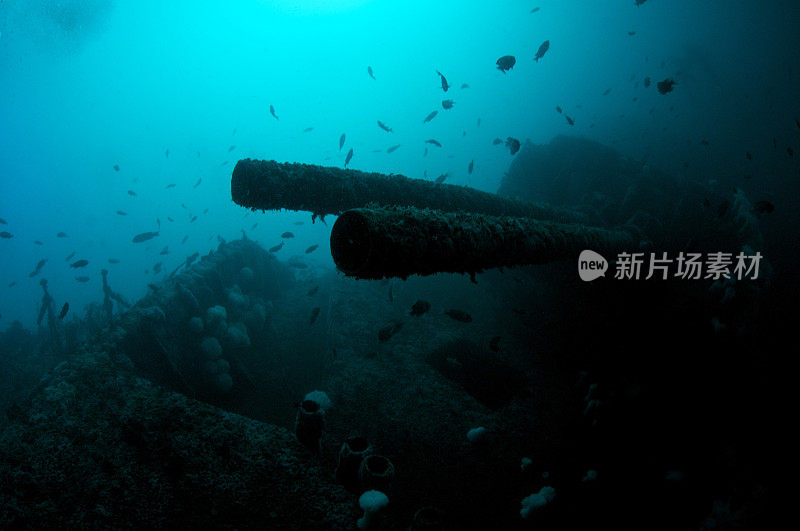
[75,276,90,283]
[565,115,575,125]
[506,137,521,155]
[127,190,137,196]
[108,258,120,264]
[0,218,6,224]
[746,152,753,160]
[441,99,455,109]
[628,31,636,36]
[181,235,189,244]
[468,160,474,174]
[444,309,472,322]
[305,244,319,254]
[57,232,68,238]
[657,78,676,94]
[635,0,648,6]
[303,127,314,133]
[496,55,515,72]
[492,138,503,145]
[534,40,550,62]
[751,200,774,217]
[281,232,294,238]
[788,147,795,158]
[269,242,284,253]
[166,183,176,188]
[160,246,169,255]
[531,7,540,13]
[113,165,120,171]
[190,215,197,223]
[64,252,77,263]
[367,66,375,79]
[602,88,611,96]
[228,145,235,152]
[425,139,442,147]
[643,76,651,87]
[378,322,403,342]
[165,149,169,158]
[423,110,438,123]
[345,148,354,167]
[435,173,449,184]
[34,241,43,246]
[555,106,562,113]
[387,144,401,153]
[410,300,430,316]
[194,178,202,188]
[436,70,450,91]
[70,259,88,268]
[116,210,127,216]
[132,231,159,243]
[269,104,279,120]
[58,302,69,320]
[377,120,393,132]
[29,259,47,277]
[339,133,346,151]
[309,307,321,325]
[307,286,319,296]
[489,335,501,352]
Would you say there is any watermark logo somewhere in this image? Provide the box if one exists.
[578,250,608,281]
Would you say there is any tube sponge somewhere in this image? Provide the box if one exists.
[357,490,389,530]
[520,486,555,519]
[200,337,223,360]
[226,322,251,348]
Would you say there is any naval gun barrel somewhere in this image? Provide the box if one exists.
[231,158,587,223]
[330,207,637,280]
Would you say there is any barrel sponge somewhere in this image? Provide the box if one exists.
[214,372,233,393]
[226,285,250,310]
[188,317,204,334]
[200,336,223,360]
[226,322,251,348]
[520,486,555,519]
[205,305,228,326]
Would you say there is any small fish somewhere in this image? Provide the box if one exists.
[461,83,469,89]
[387,144,402,153]
[309,307,321,325]
[534,40,550,62]
[303,127,314,133]
[565,115,575,126]
[167,217,174,222]
[751,200,775,216]
[436,70,450,92]
[643,76,651,87]
[166,183,176,188]
[788,147,795,158]
[116,210,127,216]
[108,258,120,264]
[58,302,69,320]
[423,110,438,123]
[628,31,636,36]
[410,300,430,316]
[492,138,503,145]
[34,240,43,245]
[378,322,403,342]
[127,190,137,196]
[657,78,676,94]
[555,106,562,113]
[0,218,6,224]
[506,137,521,155]
[468,160,474,174]
[160,246,169,255]
[132,231,159,243]
[489,335,501,352]
[602,88,611,96]
[377,120,393,132]
[194,178,202,188]
[305,244,319,254]
[425,139,442,147]
[57,232,68,238]
[444,309,472,323]
[307,286,319,296]
[441,99,455,109]
[635,0,648,6]
[269,242,284,253]
[75,276,90,283]
[269,104,279,120]
[113,164,120,172]
[29,259,47,277]
[252,223,258,229]
[345,148,354,167]
[228,145,235,152]
[281,231,294,238]
[496,55,515,72]
[70,259,89,268]
[181,235,189,244]
[153,262,163,274]
[530,7,540,13]
[339,133,346,151]
[165,149,169,158]
[700,140,710,146]
[220,160,228,166]
[8,281,15,287]
[424,148,428,156]
[795,119,800,129]
[65,251,76,262]
[367,66,375,79]
[435,173,449,184]
[746,151,753,161]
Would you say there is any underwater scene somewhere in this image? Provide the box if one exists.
[1,1,797,529]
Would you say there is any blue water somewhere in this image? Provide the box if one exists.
[1,0,798,327]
